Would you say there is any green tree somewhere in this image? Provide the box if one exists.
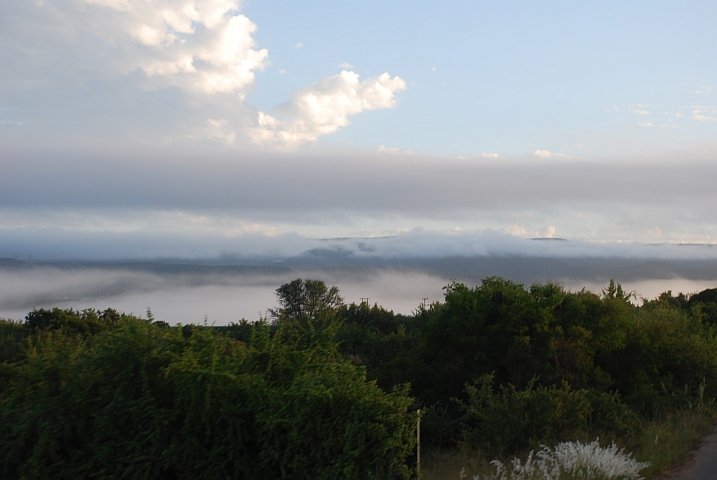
[270,279,343,323]
[689,287,717,325]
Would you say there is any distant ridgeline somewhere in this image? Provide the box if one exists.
[2,277,717,478]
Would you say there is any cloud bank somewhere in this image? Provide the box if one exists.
[2,147,717,261]
[3,147,715,217]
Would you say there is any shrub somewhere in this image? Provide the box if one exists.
[459,375,592,457]
[587,391,641,442]
[0,318,28,364]
[0,314,418,479]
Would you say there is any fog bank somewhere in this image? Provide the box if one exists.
[2,258,716,324]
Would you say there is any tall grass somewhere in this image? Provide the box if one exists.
[458,440,648,480]
[422,402,716,480]
[632,402,717,477]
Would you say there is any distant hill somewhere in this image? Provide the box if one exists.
[0,258,33,270]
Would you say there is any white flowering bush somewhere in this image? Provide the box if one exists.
[460,439,649,480]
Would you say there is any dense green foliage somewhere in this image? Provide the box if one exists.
[331,277,717,455]
[2,276,717,478]
[0,303,416,479]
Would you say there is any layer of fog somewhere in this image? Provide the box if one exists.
[0,265,446,324]
[2,260,716,325]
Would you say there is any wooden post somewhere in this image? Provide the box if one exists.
[417,409,421,479]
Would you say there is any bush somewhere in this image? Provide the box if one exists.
[588,391,641,443]
[459,375,592,457]
[24,307,114,335]
[421,403,462,450]
[0,313,418,480]
[611,305,717,415]
[0,318,28,364]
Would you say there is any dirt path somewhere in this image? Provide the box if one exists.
[661,431,717,480]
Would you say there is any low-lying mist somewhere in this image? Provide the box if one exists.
[2,257,717,324]
[0,264,447,324]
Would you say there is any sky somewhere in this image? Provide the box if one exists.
[2,0,717,263]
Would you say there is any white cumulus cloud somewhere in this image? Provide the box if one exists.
[46,0,269,96]
[249,70,406,148]
[1,0,408,149]
[532,149,565,158]
[542,225,557,238]
[501,225,538,237]
[206,118,237,144]
[377,145,415,155]
[691,107,717,122]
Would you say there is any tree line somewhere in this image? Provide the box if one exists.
[2,277,717,478]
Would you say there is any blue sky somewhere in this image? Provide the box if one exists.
[243,1,717,157]
[1,0,717,261]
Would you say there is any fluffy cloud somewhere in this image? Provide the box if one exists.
[691,107,717,122]
[248,70,406,148]
[33,0,268,95]
[1,1,405,148]
[377,145,415,155]
[531,149,565,158]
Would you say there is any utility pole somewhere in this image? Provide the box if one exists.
[422,297,429,309]
[360,297,370,305]
[417,409,421,479]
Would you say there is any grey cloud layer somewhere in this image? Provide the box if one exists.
[2,147,716,215]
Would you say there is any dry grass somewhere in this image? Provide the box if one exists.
[632,405,717,477]
[421,404,717,480]
[423,441,647,480]
[420,450,489,480]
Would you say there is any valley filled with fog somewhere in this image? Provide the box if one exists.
[3,257,717,324]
